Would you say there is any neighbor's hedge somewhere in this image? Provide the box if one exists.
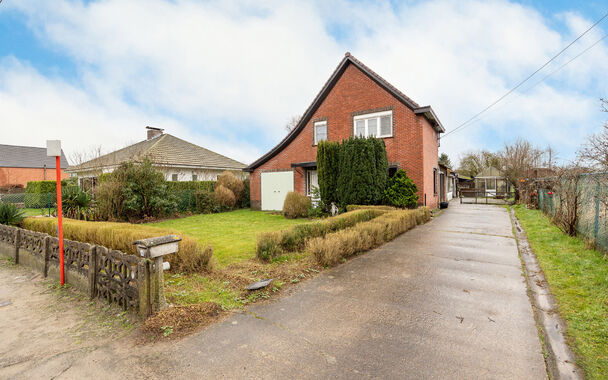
[22,218,213,272]
[165,181,216,192]
[256,208,386,261]
[308,207,431,266]
[25,180,68,194]
[346,205,397,212]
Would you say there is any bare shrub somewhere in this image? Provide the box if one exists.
[282,191,311,219]
[214,185,236,209]
[551,165,587,236]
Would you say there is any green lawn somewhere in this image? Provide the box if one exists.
[21,208,51,217]
[514,205,608,379]
[148,209,312,267]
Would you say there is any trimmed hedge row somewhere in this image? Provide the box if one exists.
[308,207,431,266]
[25,180,68,194]
[165,181,216,192]
[345,205,397,212]
[22,218,213,272]
[256,209,386,261]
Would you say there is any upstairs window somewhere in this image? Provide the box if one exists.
[314,121,327,145]
[353,110,393,138]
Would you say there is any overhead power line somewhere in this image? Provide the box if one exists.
[443,10,608,138]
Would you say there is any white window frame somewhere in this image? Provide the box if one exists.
[313,121,327,145]
[353,110,393,138]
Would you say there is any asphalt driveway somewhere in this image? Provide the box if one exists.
[6,202,547,379]
[157,202,547,379]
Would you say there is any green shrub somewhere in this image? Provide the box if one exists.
[194,190,219,213]
[62,187,93,220]
[308,207,431,266]
[239,179,250,208]
[255,208,386,261]
[214,185,236,210]
[384,169,419,208]
[216,171,244,201]
[283,191,311,219]
[317,140,340,209]
[0,203,25,226]
[95,159,177,221]
[22,217,213,272]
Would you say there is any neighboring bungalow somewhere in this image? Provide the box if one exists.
[245,53,445,210]
[67,127,247,189]
[0,144,69,190]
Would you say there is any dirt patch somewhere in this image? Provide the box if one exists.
[142,303,225,341]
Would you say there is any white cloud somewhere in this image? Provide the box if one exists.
[2,0,608,167]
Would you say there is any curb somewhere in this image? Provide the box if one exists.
[509,208,581,380]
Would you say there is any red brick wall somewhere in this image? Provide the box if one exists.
[0,167,70,188]
[421,117,439,209]
[250,63,439,209]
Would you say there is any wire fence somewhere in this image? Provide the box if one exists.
[0,192,57,210]
[537,173,608,252]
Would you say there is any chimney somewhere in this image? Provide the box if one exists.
[146,126,164,140]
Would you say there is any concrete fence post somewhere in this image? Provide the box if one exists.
[137,260,151,318]
[14,228,21,264]
[42,236,50,277]
[88,246,97,300]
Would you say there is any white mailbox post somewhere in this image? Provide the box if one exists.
[133,235,181,312]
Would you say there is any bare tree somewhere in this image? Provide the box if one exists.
[457,150,500,177]
[578,98,608,169]
[69,145,104,166]
[551,163,588,236]
[499,138,542,201]
[285,115,302,133]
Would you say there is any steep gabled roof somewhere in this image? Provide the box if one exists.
[0,144,69,169]
[67,133,246,172]
[245,52,445,172]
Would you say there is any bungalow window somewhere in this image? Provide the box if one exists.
[353,110,393,138]
[314,121,327,145]
[192,174,198,181]
[171,174,178,181]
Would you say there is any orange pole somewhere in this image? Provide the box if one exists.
[56,155,64,286]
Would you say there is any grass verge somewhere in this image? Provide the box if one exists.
[513,205,608,379]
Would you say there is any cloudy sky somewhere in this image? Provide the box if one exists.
[1,0,607,166]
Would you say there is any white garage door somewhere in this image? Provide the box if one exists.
[261,171,294,211]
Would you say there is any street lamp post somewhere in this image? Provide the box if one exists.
[47,140,64,286]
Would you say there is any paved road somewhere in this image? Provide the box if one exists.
[4,203,547,379]
[157,203,547,379]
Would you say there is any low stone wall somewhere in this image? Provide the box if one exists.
[0,224,160,318]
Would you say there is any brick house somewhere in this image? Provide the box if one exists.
[245,53,445,210]
[0,144,69,190]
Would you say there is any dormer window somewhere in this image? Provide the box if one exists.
[314,121,327,145]
[354,110,393,138]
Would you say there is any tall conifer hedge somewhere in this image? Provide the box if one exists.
[317,137,389,208]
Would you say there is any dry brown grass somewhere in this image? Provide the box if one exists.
[22,217,213,272]
[216,171,244,201]
[308,207,430,266]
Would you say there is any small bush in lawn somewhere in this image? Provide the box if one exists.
[214,185,236,210]
[0,203,25,226]
[283,191,311,219]
[216,171,245,203]
[194,190,219,213]
[384,169,419,208]
[256,231,283,261]
[308,207,430,266]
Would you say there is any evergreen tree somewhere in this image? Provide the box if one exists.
[384,169,419,208]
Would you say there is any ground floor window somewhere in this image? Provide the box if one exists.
[171,174,178,181]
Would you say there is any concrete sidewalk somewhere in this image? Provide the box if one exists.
[155,203,547,379]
